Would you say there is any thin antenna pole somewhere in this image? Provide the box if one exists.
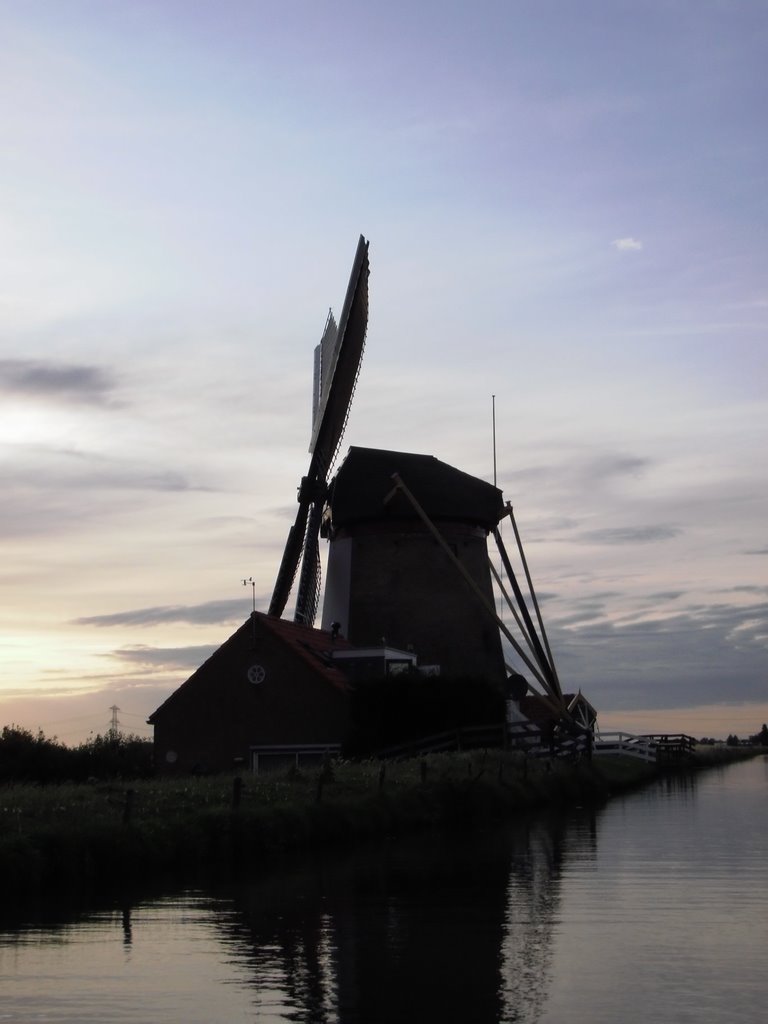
[492,394,497,487]
[242,577,256,614]
[243,577,257,645]
[492,394,503,617]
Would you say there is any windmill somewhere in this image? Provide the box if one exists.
[268,235,370,626]
[267,235,581,735]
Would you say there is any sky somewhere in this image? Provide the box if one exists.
[1,0,766,744]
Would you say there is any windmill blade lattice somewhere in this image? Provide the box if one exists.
[268,235,370,623]
[294,500,323,626]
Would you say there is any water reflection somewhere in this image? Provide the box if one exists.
[500,809,597,1022]
[0,809,602,1024]
[2,758,766,1024]
[195,806,600,1024]
[121,904,132,947]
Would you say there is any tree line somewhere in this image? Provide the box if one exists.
[698,724,768,748]
[0,725,153,783]
[3,717,766,784]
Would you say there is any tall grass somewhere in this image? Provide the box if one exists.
[1,746,758,916]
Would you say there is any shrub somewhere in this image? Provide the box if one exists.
[343,672,505,755]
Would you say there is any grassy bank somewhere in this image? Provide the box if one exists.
[0,746,761,915]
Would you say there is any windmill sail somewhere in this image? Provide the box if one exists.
[312,311,338,438]
[268,235,370,622]
[309,235,370,473]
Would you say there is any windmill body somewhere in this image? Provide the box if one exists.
[321,447,507,684]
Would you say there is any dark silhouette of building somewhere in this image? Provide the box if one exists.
[149,613,353,773]
[148,611,423,772]
[322,447,506,684]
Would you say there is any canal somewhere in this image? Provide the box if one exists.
[2,755,766,1022]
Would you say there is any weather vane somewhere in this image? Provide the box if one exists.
[242,577,256,615]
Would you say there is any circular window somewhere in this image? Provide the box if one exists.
[165,750,178,764]
[247,663,266,685]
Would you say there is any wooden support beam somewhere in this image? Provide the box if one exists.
[387,473,552,694]
[501,503,564,702]
[488,560,539,662]
[493,527,563,704]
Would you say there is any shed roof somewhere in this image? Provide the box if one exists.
[518,692,596,726]
[327,446,504,530]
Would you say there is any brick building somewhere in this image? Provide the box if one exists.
[148,612,416,773]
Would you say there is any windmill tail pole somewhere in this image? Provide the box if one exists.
[488,560,537,658]
[385,473,550,692]
[488,561,571,719]
[492,527,560,700]
[504,502,564,701]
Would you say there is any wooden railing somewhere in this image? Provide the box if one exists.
[374,724,505,760]
[644,733,697,759]
[375,722,593,761]
[593,732,656,762]
[372,727,697,765]
[593,732,697,763]
[504,721,591,759]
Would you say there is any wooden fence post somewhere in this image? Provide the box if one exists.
[122,788,134,825]
[232,776,243,810]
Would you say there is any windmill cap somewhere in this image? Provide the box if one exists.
[328,447,504,529]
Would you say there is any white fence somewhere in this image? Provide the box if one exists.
[592,732,657,762]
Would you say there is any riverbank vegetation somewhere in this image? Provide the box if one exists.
[1,742,763,917]
[0,725,153,783]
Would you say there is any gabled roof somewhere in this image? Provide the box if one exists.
[327,446,503,530]
[259,613,352,689]
[148,612,352,722]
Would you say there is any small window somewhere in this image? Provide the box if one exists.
[247,664,266,685]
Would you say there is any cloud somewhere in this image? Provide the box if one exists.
[75,599,249,628]
[582,454,650,481]
[549,601,611,627]
[4,448,199,493]
[0,449,211,539]
[0,359,117,403]
[575,525,681,545]
[531,590,559,604]
[108,645,219,671]
[504,453,650,487]
[0,439,220,534]
[612,237,643,251]
[537,597,768,713]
